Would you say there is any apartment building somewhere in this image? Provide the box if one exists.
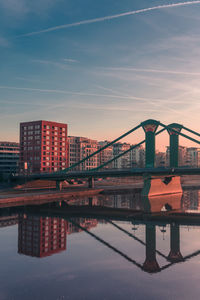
[0,141,19,176]
[19,120,68,174]
[68,136,98,170]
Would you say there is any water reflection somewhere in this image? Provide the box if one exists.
[18,215,67,257]
[1,189,200,276]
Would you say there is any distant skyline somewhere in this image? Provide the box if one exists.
[1,0,200,151]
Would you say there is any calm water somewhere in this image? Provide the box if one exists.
[1,189,200,300]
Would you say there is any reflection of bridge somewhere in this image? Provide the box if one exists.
[2,192,200,274]
[12,119,200,194]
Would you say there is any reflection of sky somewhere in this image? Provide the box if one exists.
[1,1,200,151]
[1,220,200,299]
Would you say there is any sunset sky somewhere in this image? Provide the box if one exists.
[1,0,200,150]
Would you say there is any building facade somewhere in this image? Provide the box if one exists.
[68,136,98,170]
[0,141,19,176]
[98,141,113,169]
[185,147,200,167]
[20,120,68,174]
[113,143,144,169]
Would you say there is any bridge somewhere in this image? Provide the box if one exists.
[12,119,200,195]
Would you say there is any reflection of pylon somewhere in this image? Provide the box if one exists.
[167,224,184,263]
[143,259,160,273]
[142,224,160,273]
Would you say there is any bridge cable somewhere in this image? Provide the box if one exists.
[94,127,166,171]
[182,126,200,138]
[107,220,168,259]
[68,218,143,269]
[60,124,142,173]
[159,122,200,145]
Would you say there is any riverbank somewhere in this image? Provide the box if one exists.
[1,175,200,208]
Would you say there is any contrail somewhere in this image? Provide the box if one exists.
[19,1,200,37]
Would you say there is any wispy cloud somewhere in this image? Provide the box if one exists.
[0,85,166,102]
[18,1,200,37]
[32,59,70,70]
[101,66,200,76]
[63,58,79,63]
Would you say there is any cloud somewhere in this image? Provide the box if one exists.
[32,59,70,70]
[63,58,79,63]
[0,85,166,102]
[0,0,61,17]
[101,66,200,76]
[17,1,200,37]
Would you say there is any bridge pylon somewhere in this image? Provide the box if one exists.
[141,119,159,168]
[167,123,183,168]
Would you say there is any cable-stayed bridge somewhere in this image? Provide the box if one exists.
[12,119,200,194]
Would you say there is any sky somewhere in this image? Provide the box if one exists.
[1,0,200,151]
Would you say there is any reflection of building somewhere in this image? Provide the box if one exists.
[20,120,68,174]
[182,190,200,211]
[0,141,19,176]
[18,215,67,257]
[67,218,98,234]
[0,215,18,228]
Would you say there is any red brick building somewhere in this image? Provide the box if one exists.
[19,120,68,174]
[18,214,67,258]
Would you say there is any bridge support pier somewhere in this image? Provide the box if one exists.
[167,224,183,263]
[167,123,183,167]
[142,175,182,198]
[88,177,94,189]
[56,181,62,191]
